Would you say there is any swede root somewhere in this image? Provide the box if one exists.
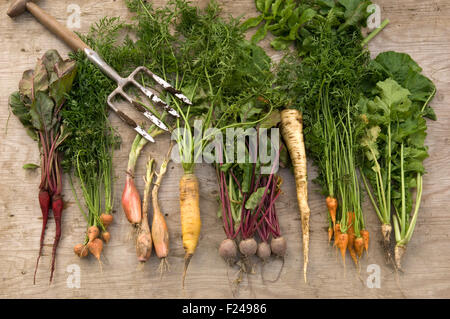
[280,109,310,282]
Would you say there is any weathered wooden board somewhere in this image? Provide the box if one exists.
[0,0,449,299]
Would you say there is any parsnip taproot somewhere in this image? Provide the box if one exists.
[280,109,310,282]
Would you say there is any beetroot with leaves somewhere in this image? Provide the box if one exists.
[9,50,77,283]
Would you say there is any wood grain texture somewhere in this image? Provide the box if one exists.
[1,0,449,299]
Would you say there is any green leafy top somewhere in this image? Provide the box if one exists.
[9,50,77,140]
[125,0,282,172]
[371,51,437,120]
[243,0,372,52]
[359,78,428,218]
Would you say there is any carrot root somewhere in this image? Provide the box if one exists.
[100,213,114,229]
[360,229,370,253]
[182,254,193,288]
[333,224,341,247]
[337,233,349,266]
[354,237,364,259]
[326,196,337,227]
[180,173,201,287]
[328,227,333,244]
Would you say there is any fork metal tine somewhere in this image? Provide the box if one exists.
[114,89,169,131]
[107,90,155,143]
[131,79,180,118]
[131,66,193,105]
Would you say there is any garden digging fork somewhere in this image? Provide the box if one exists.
[7,0,192,142]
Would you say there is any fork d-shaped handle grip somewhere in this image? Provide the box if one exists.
[25,2,90,52]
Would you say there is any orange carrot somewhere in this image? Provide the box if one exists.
[102,231,111,244]
[347,233,357,265]
[347,212,354,227]
[74,244,88,258]
[100,213,114,228]
[328,227,333,244]
[354,237,364,259]
[337,233,349,265]
[88,238,103,261]
[346,212,357,265]
[360,229,370,252]
[326,196,338,226]
[87,226,100,243]
[333,223,341,247]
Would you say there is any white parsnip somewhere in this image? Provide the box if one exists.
[280,109,311,282]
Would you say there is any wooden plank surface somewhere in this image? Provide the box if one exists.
[1,0,449,299]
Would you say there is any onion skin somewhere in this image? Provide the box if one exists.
[122,175,142,225]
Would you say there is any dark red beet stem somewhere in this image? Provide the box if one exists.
[50,194,63,283]
[49,154,63,283]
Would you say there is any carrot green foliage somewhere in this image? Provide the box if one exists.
[61,21,124,241]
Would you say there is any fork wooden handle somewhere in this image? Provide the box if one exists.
[8,1,90,52]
